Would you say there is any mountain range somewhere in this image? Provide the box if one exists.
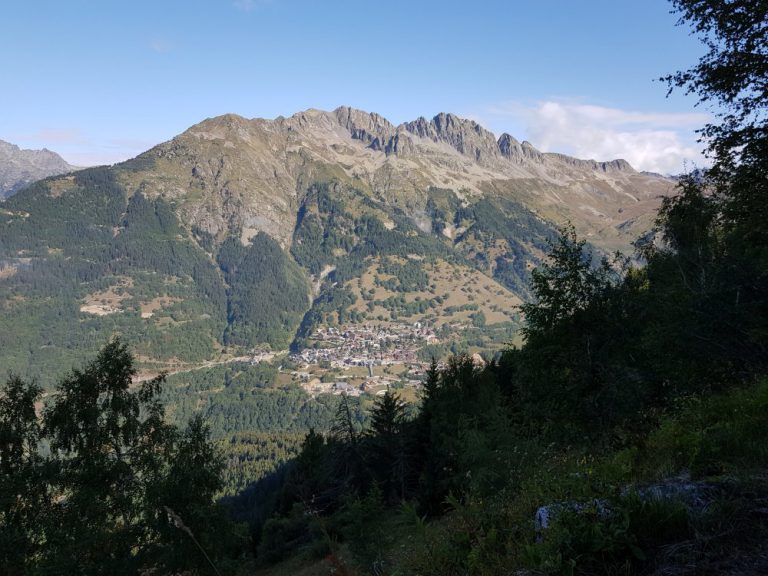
[132,107,672,253]
[0,107,676,384]
[0,139,76,199]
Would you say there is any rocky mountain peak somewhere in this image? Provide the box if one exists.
[113,106,666,258]
[179,107,639,179]
[333,106,399,152]
[0,139,76,199]
[498,133,522,161]
[603,158,633,172]
[403,112,504,166]
[334,106,395,137]
[520,141,544,161]
[497,135,545,163]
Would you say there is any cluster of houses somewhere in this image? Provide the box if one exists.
[285,322,439,397]
[290,322,437,369]
[241,321,488,399]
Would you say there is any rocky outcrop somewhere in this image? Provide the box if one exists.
[0,140,76,199]
[545,152,634,173]
[534,476,719,539]
[404,113,505,167]
[334,106,396,147]
[498,134,544,163]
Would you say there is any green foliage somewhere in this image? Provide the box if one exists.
[293,285,357,349]
[504,226,651,440]
[526,496,691,576]
[388,376,768,576]
[0,340,243,575]
[251,202,768,571]
[155,362,367,499]
[664,0,768,170]
[115,152,157,173]
[637,380,768,478]
[290,181,475,346]
[521,225,617,337]
[0,167,125,254]
[257,507,305,564]
[161,363,346,437]
[378,257,431,292]
[638,173,768,387]
[218,233,309,349]
[0,182,227,386]
[249,354,517,566]
[656,0,768,384]
[456,196,556,296]
[219,431,304,495]
[290,183,357,275]
[336,484,386,566]
[366,391,408,503]
[0,376,47,575]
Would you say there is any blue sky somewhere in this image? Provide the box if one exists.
[1,0,711,172]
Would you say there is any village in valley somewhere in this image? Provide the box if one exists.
[290,322,438,398]
[246,321,486,400]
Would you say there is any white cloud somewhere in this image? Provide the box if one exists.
[482,101,710,174]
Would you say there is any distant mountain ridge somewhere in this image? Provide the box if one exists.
[128,106,673,253]
[0,107,677,383]
[0,139,76,199]
[341,107,632,172]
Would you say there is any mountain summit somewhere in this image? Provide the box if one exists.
[0,139,76,199]
[125,106,672,252]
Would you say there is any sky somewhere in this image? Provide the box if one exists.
[1,0,712,173]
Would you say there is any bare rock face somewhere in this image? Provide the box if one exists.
[0,140,76,199]
[546,152,634,173]
[403,113,506,167]
[498,133,524,162]
[334,106,396,147]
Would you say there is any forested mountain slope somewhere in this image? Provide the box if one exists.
[0,108,675,384]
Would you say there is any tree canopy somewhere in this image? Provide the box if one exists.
[664,0,768,168]
[0,340,243,575]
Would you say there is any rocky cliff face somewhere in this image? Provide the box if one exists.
[0,140,76,199]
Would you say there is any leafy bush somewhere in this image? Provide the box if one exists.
[525,494,691,576]
[637,380,768,478]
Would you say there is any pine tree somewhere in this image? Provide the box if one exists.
[367,390,407,502]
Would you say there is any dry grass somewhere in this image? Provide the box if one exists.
[346,258,521,326]
[80,276,134,316]
[0,265,17,280]
[139,296,181,318]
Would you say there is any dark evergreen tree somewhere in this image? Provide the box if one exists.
[366,390,407,502]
